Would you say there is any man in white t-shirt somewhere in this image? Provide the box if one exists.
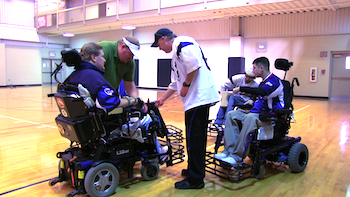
[214,68,258,125]
[151,28,220,189]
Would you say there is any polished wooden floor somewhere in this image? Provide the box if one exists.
[1,85,350,197]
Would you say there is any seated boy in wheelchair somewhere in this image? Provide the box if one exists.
[214,57,284,165]
[214,68,258,125]
[62,42,168,156]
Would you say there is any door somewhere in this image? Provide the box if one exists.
[42,59,62,84]
[330,51,350,100]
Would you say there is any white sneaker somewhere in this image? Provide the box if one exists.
[214,153,227,160]
[160,145,168,154]
[160,145,169,162]
[167,129,177,136]
[130,128,144,143]
[221,157,237,165]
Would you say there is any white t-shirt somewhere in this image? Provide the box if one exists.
[167,36,220,111]
[220,74,259,101]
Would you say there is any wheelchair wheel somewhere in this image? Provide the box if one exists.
[141,161,159,181]
[288,143,309,173]
[84,163,120,197]
[255,165,266,179]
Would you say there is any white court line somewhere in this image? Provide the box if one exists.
[293,105,310,113]
[0,114,57,129]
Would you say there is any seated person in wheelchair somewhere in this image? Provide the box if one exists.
[214,57,284,165]
[64,42,168,155]
[214,68,258,125]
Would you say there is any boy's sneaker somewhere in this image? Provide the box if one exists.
[221,157,237,165]
[160,145,169,162]
[214,153,227,160]
[160,145,168,154]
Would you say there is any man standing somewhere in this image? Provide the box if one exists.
[214,57,284,165]
[151,28,220,189]
[98,37,140,97]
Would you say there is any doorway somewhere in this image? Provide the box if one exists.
[330,51,350,100]
[42,59,63,84]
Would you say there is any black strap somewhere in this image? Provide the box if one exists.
[176,42,211,71]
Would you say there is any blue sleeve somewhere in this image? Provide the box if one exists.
[96,85,121,112]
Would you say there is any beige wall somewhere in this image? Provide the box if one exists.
[0,43,5,86]
[244,35,350,97]
[5,46,42,85]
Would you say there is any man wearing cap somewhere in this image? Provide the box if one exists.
[151,28,220,189]
[214,68,258,125]
[214,57,284,165]
[63,42,142,111]
[98,37,140,97]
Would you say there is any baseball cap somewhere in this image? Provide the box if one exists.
[245,67,255,78]
[151,28,176,47]
[123,37,140,57]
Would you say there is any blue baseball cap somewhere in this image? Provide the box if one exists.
[151,28,176,47]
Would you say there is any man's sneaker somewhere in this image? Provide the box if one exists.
[160,145,168,153]
[167,129,177,136]
[160,145,169,162]
[130,128,144,143]
[221,157,237,165]
[214,153,227,160]
[174,178,204,189]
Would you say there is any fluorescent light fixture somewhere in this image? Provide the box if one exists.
[122,25,136,30]
[63,32,74,37]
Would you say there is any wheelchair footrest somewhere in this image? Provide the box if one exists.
[159,125,185,167]
[205,152,252,182]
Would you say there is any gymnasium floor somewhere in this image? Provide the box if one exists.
[0,85,349,197]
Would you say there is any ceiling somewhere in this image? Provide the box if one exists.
[37,0,350,37]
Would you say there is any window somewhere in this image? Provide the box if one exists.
[346,56,350,70]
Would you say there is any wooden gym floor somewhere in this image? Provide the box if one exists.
[0,85,349,197]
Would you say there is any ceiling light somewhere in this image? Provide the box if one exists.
[63,32,74,37]
[122,25,136,30]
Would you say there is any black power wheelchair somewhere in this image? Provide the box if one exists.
[48,50,185,197]
[205,58,309,181]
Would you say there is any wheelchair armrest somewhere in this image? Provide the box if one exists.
[259,108,292,122]
[107,107,123,115]
[274,108,292,115]
[259,113,276,122]
[235,104,253,110]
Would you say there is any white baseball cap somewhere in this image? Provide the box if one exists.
[245,67,255,78]
[122,37,140,57]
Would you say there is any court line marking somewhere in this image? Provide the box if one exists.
[0,178,54,196]
[0,114,57,129]
[293,105,310,113]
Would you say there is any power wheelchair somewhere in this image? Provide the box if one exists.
[47,50,185,197]
[205,58,309,181]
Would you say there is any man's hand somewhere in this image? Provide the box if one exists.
[142,103,148,112]
[232,87,240,94]
[244,99,254,106]
[180,86,189,97]
[155,99,164,107]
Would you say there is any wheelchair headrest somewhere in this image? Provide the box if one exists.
[275,58,293,71]
[61,49,81,67]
